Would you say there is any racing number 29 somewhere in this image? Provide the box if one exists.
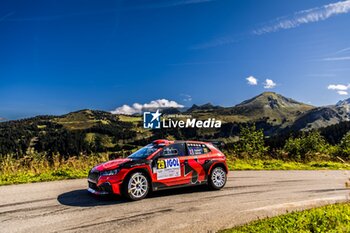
[157,158,180,169]
[157,160,165,169]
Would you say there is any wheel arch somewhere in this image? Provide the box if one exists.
[123,167,152,183]
[121,167,152,201]
[208,162,228,175]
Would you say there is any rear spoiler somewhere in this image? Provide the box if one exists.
[203,140,226,150]
[174,139,226,150]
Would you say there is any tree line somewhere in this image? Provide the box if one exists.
[0,115,137,159]
[228,125,350,161]
[1,114,350,162]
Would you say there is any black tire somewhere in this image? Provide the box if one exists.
[122,172,150,201]
[208,166,227,190]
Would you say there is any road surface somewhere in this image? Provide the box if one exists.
[0,170,349,233]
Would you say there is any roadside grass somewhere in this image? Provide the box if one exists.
[220,202,350,233]
[0,154,109,186]
[227,158,350,170]
[0,168,89,185]
[1,154,349,186]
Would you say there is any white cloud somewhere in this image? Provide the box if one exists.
[246,76,277,89]
[254,1,350,35]
[263,79,276,89]
[246,76,258,85]
[338,90,348,95]
[335,47,350,54]
[112,104,140,115]
[327,84,349,91]
[322,56,350,61]
[328,83,350,95]
[111,99,184,115]
[180,94,192,102]
[192,1,350,49]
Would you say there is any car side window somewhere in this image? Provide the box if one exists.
[187,143,210,156]
[161,143,186,157]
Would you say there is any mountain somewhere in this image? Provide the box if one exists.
[289,106,347,131]
[336,98,350,114]
[289,99,350,131]
[187,103,223,112]
[235,92,313,121]
[0,117,6,122]
[210,92,315,127]
[161,107,182,114]
[336,98,350,106]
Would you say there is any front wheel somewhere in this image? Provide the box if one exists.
[122,172,149,201]
[208,167,227,190]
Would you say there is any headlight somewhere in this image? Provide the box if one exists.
[100,169,120,176]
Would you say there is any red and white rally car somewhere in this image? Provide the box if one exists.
[88,139,228,201]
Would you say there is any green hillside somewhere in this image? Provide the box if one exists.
[0,110,142,157]
[0,92,348,158]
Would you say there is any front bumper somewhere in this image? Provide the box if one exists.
[87,171,123,195]
[87,187,109,195]
[88,180,113,195]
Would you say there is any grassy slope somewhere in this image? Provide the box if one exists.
[220,202,350,233]
[54,110,104,130]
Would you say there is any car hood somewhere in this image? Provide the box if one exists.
[94,158,131,171]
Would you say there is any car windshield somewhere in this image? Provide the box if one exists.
[128,144,159,159]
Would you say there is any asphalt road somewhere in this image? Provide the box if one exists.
[0,170,349,233]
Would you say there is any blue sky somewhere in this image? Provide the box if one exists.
[1,0,350,118]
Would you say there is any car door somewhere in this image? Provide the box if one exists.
[152,142,187,188]
[183,143,211,184]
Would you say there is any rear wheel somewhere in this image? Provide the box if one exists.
[208,167,227,190]
[122,172,149,201]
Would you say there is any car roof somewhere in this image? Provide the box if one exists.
[152,139,209,145]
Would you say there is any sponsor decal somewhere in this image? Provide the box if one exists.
[143,109,221,129]
[156,158,181,180]
[187,143,209,155]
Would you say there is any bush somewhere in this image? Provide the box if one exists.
[283,131,329,161]
[234,125,268,158]
[339,132,350,159]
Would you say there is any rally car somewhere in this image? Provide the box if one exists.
[88,139,228,201]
